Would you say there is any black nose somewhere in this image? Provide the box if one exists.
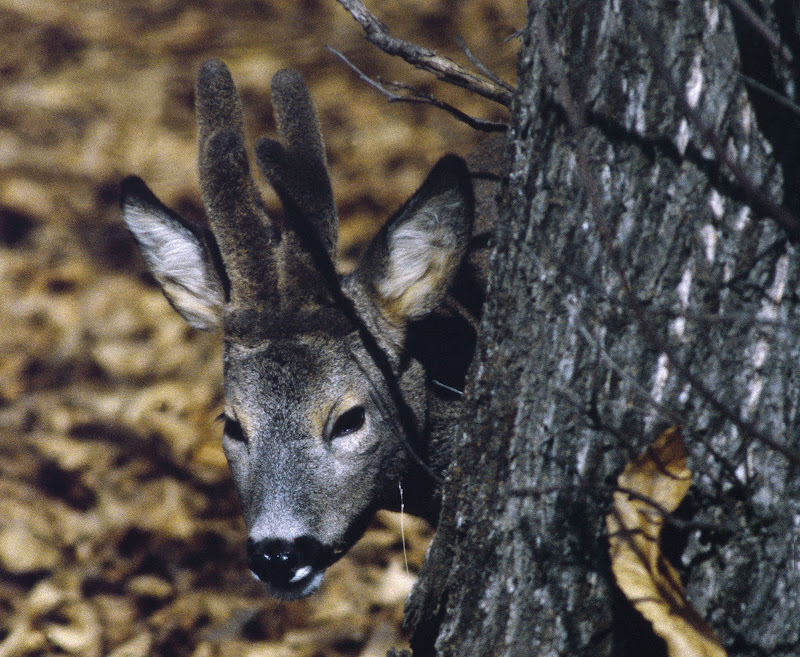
[246,536,325,590]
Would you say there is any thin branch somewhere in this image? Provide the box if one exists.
[575,323,683,426]
[270,179,443,486]
[737,70,800,120]
[566,264,800,332]
[334,0,514,107]
[506,482,738,534]
[327,47,508,132]
[382,79,509,132]
[723,0,793,64]
[505,27,525,44]
[455,35,515,93]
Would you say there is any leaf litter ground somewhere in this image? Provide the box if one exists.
[0,1,522,656]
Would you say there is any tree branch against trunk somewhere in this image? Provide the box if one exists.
[333,0,514,107]
[398,0,800,655]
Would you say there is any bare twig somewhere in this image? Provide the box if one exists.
[455,35,515,93]
[382,79,509,132]
[575,323,683,426]
[505,27,525,44]
[723,0,793,64]
[737,71,800,120]
[327,47,508,132]
[334,0,514,107]
[507,482,737,534]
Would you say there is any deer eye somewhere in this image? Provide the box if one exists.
[220,414,247,443]
[330,406,365,440]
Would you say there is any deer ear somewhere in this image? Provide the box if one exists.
[357,155,474,324]
[121,176,226,330]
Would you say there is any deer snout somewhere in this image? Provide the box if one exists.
[246,535,329,599]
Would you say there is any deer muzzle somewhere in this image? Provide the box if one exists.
[246,535,330,599]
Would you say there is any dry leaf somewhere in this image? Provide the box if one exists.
[0,523,60,575]
[0,2,519,654]
[106,632,153,657]
[44,601,102,657]
[372,557,418,606]
[606,428,726,657]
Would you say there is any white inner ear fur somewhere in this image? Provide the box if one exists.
[378,200,462,318]
[123,203,224,328]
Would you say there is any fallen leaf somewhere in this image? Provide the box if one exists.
[606,428,726,657]
[0,523,60,575]
[106,632,153,657]
[44,601,102,657]
[125,574,173,600]
[373,557,418,607]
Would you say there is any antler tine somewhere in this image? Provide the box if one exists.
[255,69,338,260]
[195,59,279,308]
[196,59,245,148]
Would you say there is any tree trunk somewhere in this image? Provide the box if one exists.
[405,1,800,655]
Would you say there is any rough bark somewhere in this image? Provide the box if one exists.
[406,1,800,655]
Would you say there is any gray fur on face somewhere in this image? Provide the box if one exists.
[121,60,499,599]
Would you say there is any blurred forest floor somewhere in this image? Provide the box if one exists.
[0,1,522,656]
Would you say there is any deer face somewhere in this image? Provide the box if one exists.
[220,331,414,598]
[121,59,473,598]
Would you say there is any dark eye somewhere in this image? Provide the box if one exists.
[221,415,247,443]
[330,406,365,439]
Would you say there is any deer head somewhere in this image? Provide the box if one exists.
[121,60,475,599]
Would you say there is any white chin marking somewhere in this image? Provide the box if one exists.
[290,565,313,583]
[251,568,326,600]
[301,570,325,595]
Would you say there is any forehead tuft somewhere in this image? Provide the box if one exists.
[223,333,341,403]
[222,305,356,346]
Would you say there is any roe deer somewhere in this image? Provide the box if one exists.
[121,59,500,599]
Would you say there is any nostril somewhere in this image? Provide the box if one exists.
[247,538,293,586]
[246,536,325,590]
